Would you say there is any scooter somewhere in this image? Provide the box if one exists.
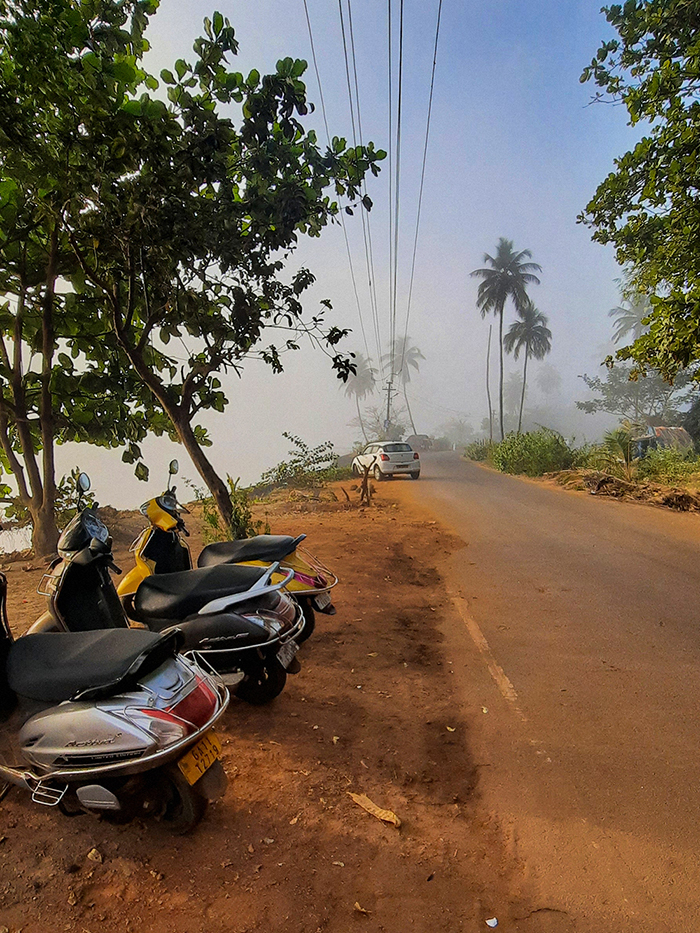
[31,474,304,705]
[0,572,229,833]
[118,460,338,641]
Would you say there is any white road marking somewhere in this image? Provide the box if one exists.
[450,593,528,724]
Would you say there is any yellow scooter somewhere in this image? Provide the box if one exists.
[118,461,338,641]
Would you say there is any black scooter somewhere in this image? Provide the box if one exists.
[30,474,304,705]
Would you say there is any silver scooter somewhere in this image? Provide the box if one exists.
[0,571,229,833]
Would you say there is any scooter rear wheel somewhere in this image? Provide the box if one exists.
[159,766,208,834]
[296,598,316,643]
[235,657,287,705]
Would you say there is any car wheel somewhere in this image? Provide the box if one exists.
[351,462,360,476]
[410,471,420,480]
[373,464,384,481]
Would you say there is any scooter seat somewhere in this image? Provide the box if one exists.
[6,629,179,703]
[133,564,268,625]
[197,535,301,568]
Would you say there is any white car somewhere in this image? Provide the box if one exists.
[351,441,420,480]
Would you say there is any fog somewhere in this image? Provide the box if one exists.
[57,0,639,506]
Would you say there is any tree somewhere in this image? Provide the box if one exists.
[609,291,651,346]
[385,337,424,436]
[581,0,700,379]
[361,405,406,442]
[53,11,385,531]
[0,0,167,555]
[471,239,541,440]
[576,363,697,424]
[503,301,552,433]
[344,353,377,442]
[535,363,562,397]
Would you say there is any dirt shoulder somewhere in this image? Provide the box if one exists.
[0,483,528,933]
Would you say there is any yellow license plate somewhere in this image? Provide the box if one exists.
[177,730,222,786]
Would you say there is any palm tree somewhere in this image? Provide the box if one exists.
[504,301,552,433]
[344,353,377,442]
[385,337,424,436]
[608,292,651,345]
[471,239,541,440]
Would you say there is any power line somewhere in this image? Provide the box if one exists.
[399,0,443,376]
[337,0,384,374]
[346,0,384,379]
[302,0,372,363]
[388,0,405,399]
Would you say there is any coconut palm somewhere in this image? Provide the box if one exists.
[471,238,541,440]
[344,353,377,442]
[504,301,552,432]
[608,292,651,345]
[385,337,424,436]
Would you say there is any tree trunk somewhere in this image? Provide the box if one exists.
[498,307,505,440]
[356,395,368,443]
[486,325,493,444]
[31,503,60,559]
[403,384,417,435]
[170,412,233,533]
[518,350,529,434]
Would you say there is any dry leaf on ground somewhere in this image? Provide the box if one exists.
[347,792,402,827]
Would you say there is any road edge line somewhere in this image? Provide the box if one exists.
[450,593,528,723]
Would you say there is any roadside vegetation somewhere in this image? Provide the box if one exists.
[465,427,700,491]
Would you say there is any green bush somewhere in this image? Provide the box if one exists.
[187,477,270,543]
[260,433,349,487]
[464,439,492,461]
[491,430,575,476]
[637,447,700,484]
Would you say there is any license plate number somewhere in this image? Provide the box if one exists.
[177,731,222,785]
[277,640,298,669]
[314,590,332,610]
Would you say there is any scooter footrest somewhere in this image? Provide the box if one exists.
[31,781,68,807]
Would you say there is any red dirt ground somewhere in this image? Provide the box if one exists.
[0,482,526,933]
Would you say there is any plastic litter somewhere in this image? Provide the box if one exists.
[347,792,402,828]
[486,919,498,928]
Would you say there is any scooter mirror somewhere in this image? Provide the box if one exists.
[168,460,179,476]
[77,473,91,493]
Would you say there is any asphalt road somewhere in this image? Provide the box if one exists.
[399,452,700,933]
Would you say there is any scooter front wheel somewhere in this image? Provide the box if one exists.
[235,657,287,705]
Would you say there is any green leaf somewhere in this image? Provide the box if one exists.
[135,461,150,482]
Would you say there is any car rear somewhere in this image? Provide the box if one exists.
[379,443,420,477]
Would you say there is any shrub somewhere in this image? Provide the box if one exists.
[187,477,270,543]
[491,430,575,476]
[638,447,700,484]
[464,439,492,462]
[260,433,350,487]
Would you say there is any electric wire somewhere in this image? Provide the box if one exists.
[346,0,384,380]
[389,0,405,390]
[387,0,394,391]
[337,0,384,376]
[302,0,372,364]
[398,0,443,376]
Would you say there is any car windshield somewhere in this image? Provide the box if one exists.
[383,443,412,452]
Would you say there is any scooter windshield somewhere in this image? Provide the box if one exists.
[58,509,109,557]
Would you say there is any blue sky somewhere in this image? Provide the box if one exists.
[60,0,643,501]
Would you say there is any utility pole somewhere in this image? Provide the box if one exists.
[384,379,398,437]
